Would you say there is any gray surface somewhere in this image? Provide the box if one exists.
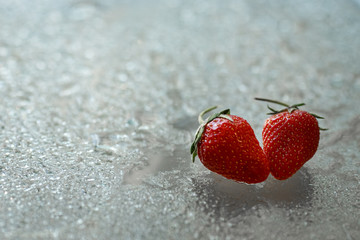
[1,0,360,239]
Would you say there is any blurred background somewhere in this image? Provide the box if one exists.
[1,0,359,239]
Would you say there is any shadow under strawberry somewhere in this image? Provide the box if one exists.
[123,144,190,185]
[192,167,314,221]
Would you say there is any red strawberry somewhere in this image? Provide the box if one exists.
[255,98,326,180]
[190,107,269,184]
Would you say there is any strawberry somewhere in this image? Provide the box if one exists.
[255,98,327,180]
[190,106,269,184]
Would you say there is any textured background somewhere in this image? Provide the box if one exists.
[1,0,359,239]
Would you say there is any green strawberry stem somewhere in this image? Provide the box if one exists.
[255,97,306,114]
[254,97,291,108]
[198,106,218,124]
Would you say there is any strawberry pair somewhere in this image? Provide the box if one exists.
[190,98,326,184]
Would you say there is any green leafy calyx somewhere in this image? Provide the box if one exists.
[255,97,328,131]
